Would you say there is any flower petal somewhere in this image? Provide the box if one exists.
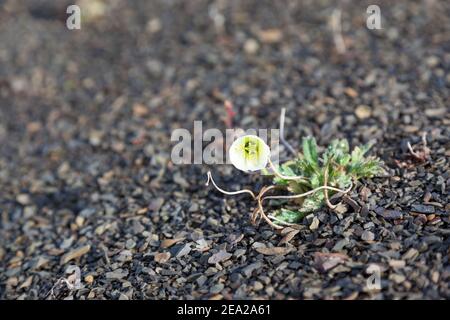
[229,135,270,172]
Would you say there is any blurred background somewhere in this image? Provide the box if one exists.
[0,0,448,300]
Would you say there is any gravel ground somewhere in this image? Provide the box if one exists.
[0,0,449,300]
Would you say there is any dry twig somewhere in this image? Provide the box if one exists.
[330,8,346,54]
[279,108,297,156]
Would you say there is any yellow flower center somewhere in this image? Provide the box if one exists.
[243,138,260,161]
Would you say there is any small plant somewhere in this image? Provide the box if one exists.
[206,109,383,229]
[263,136,381,224]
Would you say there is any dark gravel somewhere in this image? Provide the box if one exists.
[0,0,449,300]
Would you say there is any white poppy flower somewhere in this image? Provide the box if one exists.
[229,135,271,172]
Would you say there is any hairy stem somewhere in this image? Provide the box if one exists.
[267,214,300,227]
[206,171,256,199]
[263,183,352,201]
[268,158,308,183]
[256,185,283,229]
[323,162,337,209]
[279,108,297,156]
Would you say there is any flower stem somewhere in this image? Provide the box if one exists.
[323,161,337,209]
[279,108,297,156]
[267,158,308,182]
[206,171,256,199]
[263,183,352,201]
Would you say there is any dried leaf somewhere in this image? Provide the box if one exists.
[60,245,91,265]
[258,29,283,43]
[255,246,292,256]
[314,252,349,272]
[160,238,185,249]
[154,252,171,263]
[19,276,33,289]
[279,230,299,245]
[302,136,319,168]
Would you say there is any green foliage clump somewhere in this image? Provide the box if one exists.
[271,137,382,223]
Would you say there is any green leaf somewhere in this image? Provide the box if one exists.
[323,139,349,164]
[278,164,296,176]
[295,158,315,176]
[353,158,382,179]
[264,137,381,222]
[347,141,379,178]
[310,173,321,189]
[338,153,351,166]
[274,177,289,186]
[272,162,300,186]
[276,208,306,223]
[350,146,364,164]
[287,181,309,194]
[336,139,350,154]
[350,141,374,164]
[299,193,324,213]
[335,171,352,189]
[302,137,318,168]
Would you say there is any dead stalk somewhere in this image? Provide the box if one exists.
[330,8,346,54]
[279,107,297,156]
[206,170,352,229]
[267,214,299,227]
[263,183,352,202]
[407,141,421,159]
[256,185,283,229]
[323,162,337,209]
[206,171,256,199]
[268,158,307,182]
